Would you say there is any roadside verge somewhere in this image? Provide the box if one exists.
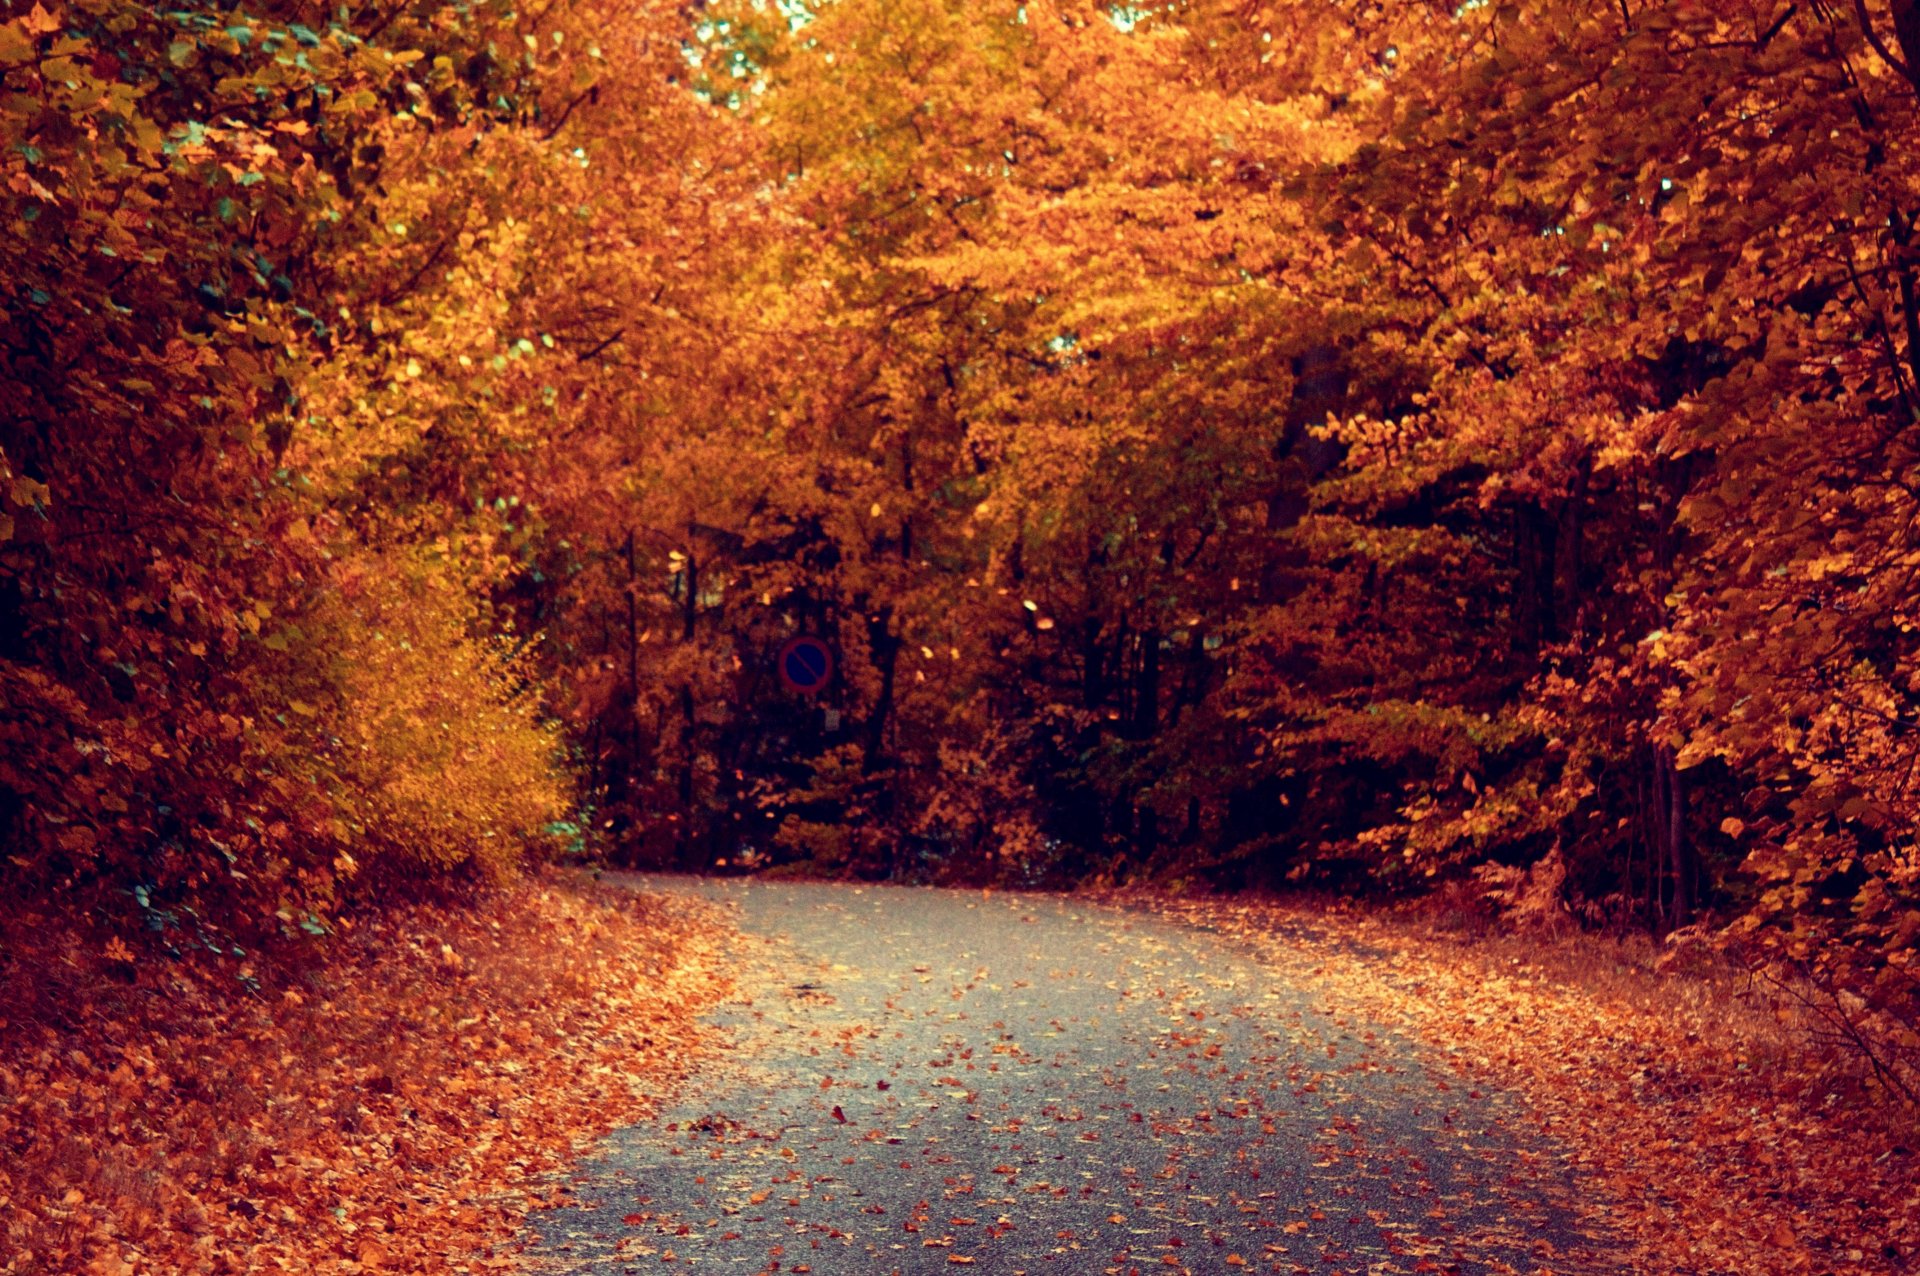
[1,874,733,1276]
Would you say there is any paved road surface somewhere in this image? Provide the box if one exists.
[528,877,1604,1274]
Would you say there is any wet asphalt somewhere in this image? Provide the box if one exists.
[526,877,1606,1275]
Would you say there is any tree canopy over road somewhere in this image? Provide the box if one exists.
[10,2,1920,1270]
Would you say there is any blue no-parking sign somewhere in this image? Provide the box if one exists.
[777,636,834,694]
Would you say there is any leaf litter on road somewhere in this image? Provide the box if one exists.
[528,878,1608,1275]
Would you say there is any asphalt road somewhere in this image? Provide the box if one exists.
[527,877,1605,1275]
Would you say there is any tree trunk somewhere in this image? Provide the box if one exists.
[864,607,898,774]
[1134,804,1159,864]
[1652,744,1695,929]
[1081,617,1107,712]
[675,549,698,868]
[1514,504,1560,651]
[625,530,642,775]
[1893,1,1920,83]
[680,550,698,641]
[676,682,696,869]
[1668,751,1695,926]
[1555,467,1586,637]
[1133,628,1160,740]
[1167,627,1207,730]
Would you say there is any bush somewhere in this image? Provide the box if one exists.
[292,551,574,889]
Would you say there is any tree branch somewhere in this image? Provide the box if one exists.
[577,328,626,362]
[1853,0,1920,91]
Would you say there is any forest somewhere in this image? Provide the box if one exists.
[9,0,1920,1272]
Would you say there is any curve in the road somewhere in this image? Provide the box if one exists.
[527,877,1609,1275]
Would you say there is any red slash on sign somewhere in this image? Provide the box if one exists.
[777,636,834,694]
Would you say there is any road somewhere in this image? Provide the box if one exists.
[527,877,1606,1274]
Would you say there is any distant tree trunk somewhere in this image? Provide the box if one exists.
[1133,628,1160,740]
[1134,805,1159,864]
[681,550,698,641]
[1270,342,1347,527]
[1893,2,1920,88]
[1514,504,1560,651]
[1080,616,1107,712]
[709,726,744,872]
[1668,753,1695,926]
[1167,627,1207,729]
[1555,466,1586,637]
[625,529,642,775]
[677,682,696,868]
[675,550,698,869]
[864,606,898,773]
[1651,744,1696,929]
[585,712,607,847]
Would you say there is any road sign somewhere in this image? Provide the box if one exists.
[777,636,834,695]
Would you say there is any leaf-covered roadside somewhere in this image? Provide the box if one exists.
[0,878,731,1276]
[1115,892,1920,1276]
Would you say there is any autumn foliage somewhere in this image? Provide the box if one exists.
[12,0,1920,1171]
[0,0,634,939]
[452,0,1920,1097]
